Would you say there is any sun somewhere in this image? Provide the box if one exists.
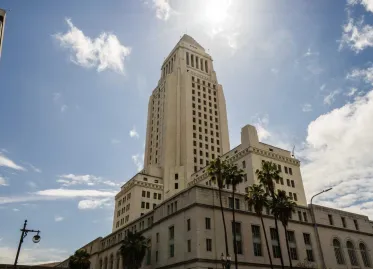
[204,0,231,25]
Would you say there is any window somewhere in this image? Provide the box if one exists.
[291,180,295,188]
[284,166,288,174]
[328,214,334,225]
[142,191,146,197]
[303,212,308,222]
[205,217,211,229]
[341,217,346,228]
[277,164,282,172]
[303,233,311,245]
[252,225,262,256]
[360,243,371,267]
[147,191,150,198]
[354,219,359,230]
[169,244,174,258]
[280,178,284,185]
[269,228,281,258]
[306,249,314,262]
[141,201,145,209]
[146,202,149,209]
[235,198,240,210]
[229,197,234,209]
[169,226,174,240]
[158,193,162,200]
[187,240,191,252]
[175,183,179,189]
[298,211,302,221]
[186,52,189,65]
[155,251,158,262]
[231,222,242,254]
[289,167,293,175]
[333,239,345,265]
[156,232,159,243]
[187,218,191,231]
[206,238,212,251]
[153,193,157,199]
[293,193,298,201]
[347,241,359,266]
[287,179,290,186]
[242,161,246,168]
[146,245,151,265]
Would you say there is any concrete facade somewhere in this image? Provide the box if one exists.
[60,185,373,269]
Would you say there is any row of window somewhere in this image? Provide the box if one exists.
[162,54,176,78]
[186,52,208,73]
[118,192,131,206]
[117,203,131,217]
[333,239,371,267]
[141,201,158,210]
[328,214,360,230]
[191,76,216,90]
[141,190,162,200]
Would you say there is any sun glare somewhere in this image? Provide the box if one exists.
[204,0,231,25]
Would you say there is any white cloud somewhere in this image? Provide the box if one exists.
[0,246,67,265]
[54,215,64,222]
[323,90,340,105]
[300,88,373,218]
[347,66,373,84]
[303,48,319,57]
[55,18,131,74]
[36,189,116,198]
[302,103,312,112]
[26,163,42,173]
[129,127,139,138]
[0,176,8,186]
[132,154,144,172]
[346,87,358,96]
[12,208,20,212]
[78,198,111,210]
[0,153,25,171]
[348,0,373,13]
[320,84,326,91]
[340,17,373,52]
[56,174,118,187]
[251,115,271,141]
[153,0,172,20]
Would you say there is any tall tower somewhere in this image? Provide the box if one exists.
[144,34,230,199]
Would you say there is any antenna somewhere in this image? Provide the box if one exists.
[291,145,295,158]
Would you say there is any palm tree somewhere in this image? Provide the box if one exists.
[208,157,230,258]
[246,184,274,269]
[271,190,296,269]
[120,231,148,269]
[224,163,245,269]
[68,249,90,269]
[256,161,285,269]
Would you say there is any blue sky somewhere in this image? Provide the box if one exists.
[1,0,373,264]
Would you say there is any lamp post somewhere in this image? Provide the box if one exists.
[221,253,231,269]
[14,220,41,269]
[310,188,332,269]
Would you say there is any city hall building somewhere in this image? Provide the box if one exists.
[57,35,373,269]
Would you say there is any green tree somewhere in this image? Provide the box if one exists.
[120,231,148,269]
[68,249,90,269]
[271,190,296,269]
[246,184,274,269]
[225,163,245,269]
[256,161,285,269]
[208,157,230,258]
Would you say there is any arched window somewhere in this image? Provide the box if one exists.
[116,254,120,269]
[360,243,371,267]
[109,254,114,269]
[99,259,103,269]
[347,241,359,266]
[104,257,108,269]
[333,239,345,265]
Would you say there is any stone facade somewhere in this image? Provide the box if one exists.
[59,185,373,269]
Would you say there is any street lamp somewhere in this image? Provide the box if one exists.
[310,187,333,269]
[14,220,41,269]
[220,253,231,269]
